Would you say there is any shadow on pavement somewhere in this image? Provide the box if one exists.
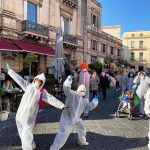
[1,132,147,150]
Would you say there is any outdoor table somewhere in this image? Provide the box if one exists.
[4,88,23,111]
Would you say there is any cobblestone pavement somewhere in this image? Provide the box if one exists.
[0,88,149,150]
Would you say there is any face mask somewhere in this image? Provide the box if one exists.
[77,91,86,97]
[34,82,40,89]
[77,85,86,97]
[141,75,144,79]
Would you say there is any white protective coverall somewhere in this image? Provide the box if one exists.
[133,75,150,114]
[144,88,150,149]
[8,69,65,150]
[50,76,98,150]
[79,69,90,115]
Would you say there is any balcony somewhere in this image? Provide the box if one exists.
[22,20,49,37]
[62,0,78,8]
[131,47,146,50]
[63,33,77,49]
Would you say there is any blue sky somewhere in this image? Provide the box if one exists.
[98,0,150,35]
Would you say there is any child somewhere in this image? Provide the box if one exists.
[6,64,66,150]
[121,90,134,112]
[50,76,99,150]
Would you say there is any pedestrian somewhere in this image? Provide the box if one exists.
[115,72,121,91]
[133,71,150,118]
[50,76,98,150]
[144,88,150,149]
[100,72,109,100]
[90,71,100,99]
[79,68,90,117]
[5,63,67,150]
[127,71,135,90]
[120,70,129,91]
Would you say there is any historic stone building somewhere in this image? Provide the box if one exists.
[123,31,150,71]
[80,0,123,64]
[0,0,123,75]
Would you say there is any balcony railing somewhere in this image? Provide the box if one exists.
[22,20,49,37]
[62,0,78,8]
[63,33,77,45]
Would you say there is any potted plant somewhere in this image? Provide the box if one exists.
[0,81,9,121]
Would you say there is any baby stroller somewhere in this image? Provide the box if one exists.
[115,90,140,120]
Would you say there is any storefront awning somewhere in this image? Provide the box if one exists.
[0,37,21,52]
[12,39,55,56]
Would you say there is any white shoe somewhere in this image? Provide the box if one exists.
[77,139,89,146]
[32,141,36,149]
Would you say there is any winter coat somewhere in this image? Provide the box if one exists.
[90,75,100,91]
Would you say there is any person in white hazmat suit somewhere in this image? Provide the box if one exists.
[6,64,66,150]
[144,88,150,149]
[50,75,99,150]
[79,68,90,117]
[133,71,150,117]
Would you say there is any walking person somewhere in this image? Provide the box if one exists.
[128,71,135,90]
[5,64,67,150]
[90,71,100,99]
[120,70,129,92]
[133,71,150,118]
[100,72,109,100]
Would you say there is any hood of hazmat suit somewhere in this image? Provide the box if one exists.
[8,70,65,128]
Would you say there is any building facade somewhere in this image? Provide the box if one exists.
[81,0,123,64]
[102,25,121,39]
[122,31,150,71]
[0,0,123,75]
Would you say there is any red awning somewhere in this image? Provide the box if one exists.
[0,37,21,52]
[12,39,55,56]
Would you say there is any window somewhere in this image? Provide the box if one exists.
[140,33,143,36]
[139,52,143,61]
[131,52,135,60]
[117,49,120,56]
[111,47,113,55]
[91,56,97,63]
[139,41,144,48]
[101,43,106,53]
[61,16,70,33]
[131,41,135,48]
[91,14,98,30]
[27,1,37,23]
[131,34,135,37]
[91,40,97,51]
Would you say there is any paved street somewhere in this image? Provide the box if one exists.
[0,88,149,150]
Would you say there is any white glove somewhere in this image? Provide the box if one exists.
[64,75,73,88]
[89,95,99,110]
[6,63,11,71]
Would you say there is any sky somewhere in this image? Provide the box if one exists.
[98,0,150,36]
